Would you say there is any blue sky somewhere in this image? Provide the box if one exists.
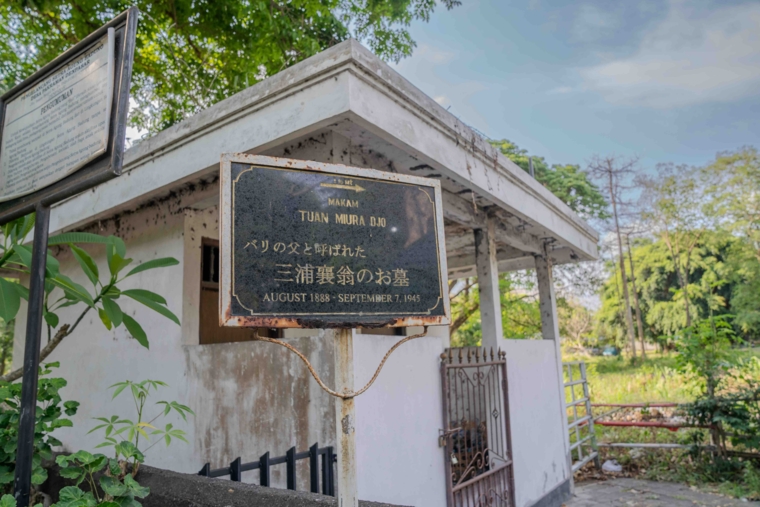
[391,0,760,172]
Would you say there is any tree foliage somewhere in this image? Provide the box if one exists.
[450,273,542,347]
[598,225,760,347]
[490,139,609,220]
[0,0,459,134]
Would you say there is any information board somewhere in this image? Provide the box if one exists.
[0,31,114,203]
[220,155,450,328]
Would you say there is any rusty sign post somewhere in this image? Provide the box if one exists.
[219,154,449,505]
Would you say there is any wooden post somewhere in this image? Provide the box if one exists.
[535,244,574,492]
[335,329,357,506]
[475,218,503,349]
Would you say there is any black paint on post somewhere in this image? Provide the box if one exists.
[286,447,296,490]
[230,457,242,482]
[259,452,270,487]
[13,205,50,505]
[326,447,335,497]
[309,443,319,493]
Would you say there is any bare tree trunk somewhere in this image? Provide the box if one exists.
[0,345,7,376]
[662,230,692,328]
[682,266,691,328]
[626,235,646,359]
[449,300,479,338]
[608,171,637,360]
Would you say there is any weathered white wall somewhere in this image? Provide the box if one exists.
[353,326,449,507]
[12,201,336,490]
[503,339,569,507]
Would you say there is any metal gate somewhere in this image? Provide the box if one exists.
[440,347,516,507]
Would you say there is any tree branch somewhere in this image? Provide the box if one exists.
[1,305,93,383]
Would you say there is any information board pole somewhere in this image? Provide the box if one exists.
[0,9,136,505]
[13,204,50,506]
[335,329,358,507]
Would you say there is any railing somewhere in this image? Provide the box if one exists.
[563,361,600,473]
[198,443,336,496]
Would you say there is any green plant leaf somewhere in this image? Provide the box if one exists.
[0,278,21,323]
[122,291,179,325]
[57,485,97,506]
[113,498,141,507]
[120,289,166,305]
[50,275,94,307]
[64,400,80,416]
[44,311,59,329]
[0,494,16,507]
[46,251,60,276]
[101,297,123,327]
[122,315,148,348]
[59,466,84,480]
[126,257,179,277]
[70,244,99,286]
[98,308,112,330]
[97,502,120,507]
[123,474,150,498]
[109,382,130,400]
[31,466,47,485]
[100,476,128,497]
[108,254,132,277]
[121,289,166,305]
[111,236,126,258]
[0,465,12,485]
[12,282,29,301]
[11,244,32,267]
[114,441,144,462]
[48,232,114,246]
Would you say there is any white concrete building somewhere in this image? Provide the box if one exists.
[11,39,598,507]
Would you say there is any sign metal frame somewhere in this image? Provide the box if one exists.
[0,9,137,506]
[0,6,138,224]
[219,153,451,329]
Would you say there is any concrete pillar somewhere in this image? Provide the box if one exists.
[535,245,560,342]
[474,218,503,350]
[534,243,574,491]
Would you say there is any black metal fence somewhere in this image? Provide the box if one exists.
[198,443,336,496]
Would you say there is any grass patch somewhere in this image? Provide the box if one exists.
[564,348,760,499]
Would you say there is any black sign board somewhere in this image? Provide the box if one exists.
[220,155,450,328]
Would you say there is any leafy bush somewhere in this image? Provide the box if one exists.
[52,380,193,506]
[0,363,78,500]
[673,316,760,456]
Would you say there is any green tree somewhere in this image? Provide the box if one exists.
[703,147,760,263]
[0,0,459,134]
[489,139,609,220]
[597,232,759,347]
[450,273,542,347]
[639,165,711,327]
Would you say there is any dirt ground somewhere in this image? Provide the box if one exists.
[566,479,759,506]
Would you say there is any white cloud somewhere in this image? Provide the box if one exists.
[571,4,620,43]
[548,86,574,95]
[579,0,760,108]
